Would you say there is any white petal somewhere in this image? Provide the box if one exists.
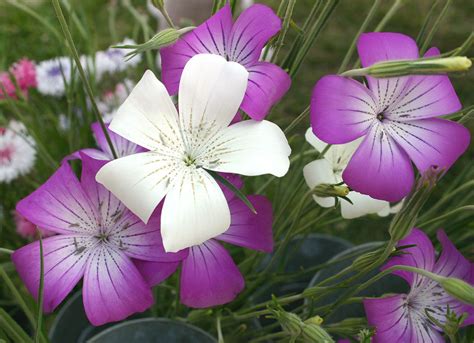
[109,70,182,151]
[178,54,249,133]
[303,159,337,208]
[161,168,230,252]
[95,151,180,223]
[341,192,389,219]
[305,127,327,152]
[377,205,391,217]
[201,120,291,177]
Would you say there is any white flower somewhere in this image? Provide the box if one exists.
[36,57,72,97]
[303,128,389,219]
[95,38,142,77]
[0,121,36,183]
[96,54,291,252]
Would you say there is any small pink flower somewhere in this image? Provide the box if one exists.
[10,59,37,90]
[14,210,54,240]
[0,72,17,99]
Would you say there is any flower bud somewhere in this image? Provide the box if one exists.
[341,56,472,78]
[440,277,474,306]
[352,246,386,271]
[313,184,350,198]
[151,0,165,11]
[301,323,334,343]
[305,315,324,325]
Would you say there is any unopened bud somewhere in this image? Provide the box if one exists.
[305,315,323,325]
[352,246,386,271]
[341,56,472,78]
[313,184,350,198]
[151,0,165,10]
[440,277,474,306]
[301,323,334,343]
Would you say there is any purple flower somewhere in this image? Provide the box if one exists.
[160,4,291,120]
[75,122,145,161]
[12,155,185,326]
[136,179,273,308]
[310,32,470,202]
[364,228,474,342]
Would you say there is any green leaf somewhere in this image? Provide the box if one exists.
[206,170,257,214]
[0,308,33,343]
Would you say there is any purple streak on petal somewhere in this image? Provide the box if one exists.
[241,62,291,120]
[83,246,153,326]
[217,195,273,252]
[91,122,145,159]
[160,5,233,95]
[16,163,99,235]
[388,118,470,173]
[382,228,435,287]
[134,260,181,287]
[364,295,412,343]
[310,75,377,144]
[115,211,188,262]
[12,235,91,312]
[227,4,281,66]
[387,48,462,121]
[357,32,419,106]
[180,240,244,308]
[67,149,110,161]
[342,124,414,202]
[434,230,474,325]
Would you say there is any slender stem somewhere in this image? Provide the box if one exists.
[418,205,474,227]
[35,235,45,343]
[271,0,297,63]
[419,0,452,54]
[338,0,381,73]
[416,0,442,44]
[373,0,405,32]
[0,248,13,255]
[51,0,118,159]
[284,105,310,134]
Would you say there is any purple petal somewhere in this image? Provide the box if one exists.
[160,4,233,95]
[16,163,99,235]
[310,75,377,144]
[433,230,474,325]
[180,240,244,308]
[387,48,462,121]
[71,148,110,161]
[382,228,435,287]
[91,122,145,159]
[387,118,470,173]
[83,246,153,326]
[134,260,181,287]
[357,32,419,68]
[342,124,414,202]
[357,32,419,107]
[12,235,92,312]
[217,172,243,202]
[242,62,291,120]
[227,4,281,66]
[364,294,443,343]
[217,195,273,252]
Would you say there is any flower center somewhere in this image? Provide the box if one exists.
[377,112,385,121]
[0,145,14,164]
[183,153,196,167]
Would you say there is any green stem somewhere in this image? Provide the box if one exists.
[338,0,381,73]
[416,0,442,44]
[418,205,474,227]
[373,0,405,32]
[284,105,310,134]
[35,235,45,343]
[51,0,118,159]
[0,248,13,255]
[0,309,33,343]
[271,0,297,63]
[419,0,452,54]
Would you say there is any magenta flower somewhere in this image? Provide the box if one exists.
[364,228,474,342]
[160,4,291,120]
[0,72,17,99]
[136,179,273,308]
[10,58,37,90]
[73,122,145,161]
[311,32,470,202]
[12,155,185,325]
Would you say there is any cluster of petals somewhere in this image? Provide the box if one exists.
[0,58,37,99]
[160,3,291,120]
[311,32,470,202]
[0,120,37,183]
[364,228,474,342]
[96,53,291,253]
[12,155,185,325]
